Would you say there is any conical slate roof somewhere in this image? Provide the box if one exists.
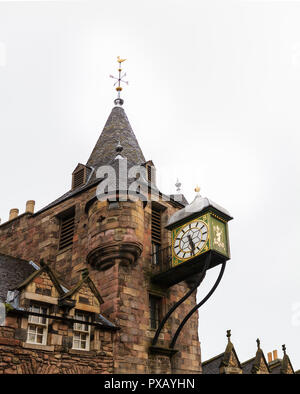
[36,106,147,214]
[87,106,145,168]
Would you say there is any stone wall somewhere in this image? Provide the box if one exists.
[0,185,202,374]
[0,326,113,374]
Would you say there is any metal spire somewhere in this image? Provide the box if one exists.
[175,178,181,193]
[110,56,128,106]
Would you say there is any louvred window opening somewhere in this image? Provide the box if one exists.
[73,168,85,189]
[151,207,161,245]
[147,165,152,183]
[59,212,75,250]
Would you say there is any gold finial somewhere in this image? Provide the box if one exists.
[194,185,200,193]
[117,56,126,63]
[109,56,128,106]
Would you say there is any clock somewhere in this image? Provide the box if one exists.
[170,210,231,270]
[173,219,208,260]
[151,192,233,287]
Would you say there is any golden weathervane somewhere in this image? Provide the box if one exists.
[110,56,128,106]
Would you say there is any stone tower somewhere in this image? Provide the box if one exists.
[0,104,202,374]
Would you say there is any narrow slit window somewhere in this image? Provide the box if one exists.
[149,295,162,329]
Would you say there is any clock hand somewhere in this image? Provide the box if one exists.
[187,234,195,256]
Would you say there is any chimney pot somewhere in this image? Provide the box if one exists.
[9,208,19,221]
[273,349,278,360]
[25,200,35,214]
[267,352,272,363]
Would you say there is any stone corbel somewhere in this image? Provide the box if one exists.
[87,241,143,270]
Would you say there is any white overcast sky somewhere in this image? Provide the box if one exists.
[1,0,300,369]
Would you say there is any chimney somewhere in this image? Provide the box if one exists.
[9,208,19,221]
[273,349,278,360]
[267,352,272,363]
[25,200,35,214]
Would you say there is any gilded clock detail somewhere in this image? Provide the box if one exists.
[211,218,227,255]
[173,219,208,261]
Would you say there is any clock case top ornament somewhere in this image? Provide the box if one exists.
[152,191,233,288]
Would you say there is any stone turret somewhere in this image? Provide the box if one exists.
[86,199,143,270]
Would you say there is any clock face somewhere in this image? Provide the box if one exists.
[173,220,208,260]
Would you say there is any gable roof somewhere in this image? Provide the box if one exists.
[282,350,295,374]
[202,353,224,374]
[0,253,36,302]
[221,335,242,369]
[242,339,270,374]
[15,259,67,297]
[271,345,295,374]
[59,274,104,305]
[202,330,242,374]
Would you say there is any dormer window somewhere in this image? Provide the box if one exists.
[72,164,91,190]
[145,160,156,185]
[73,168,85,188]
[27,304,48,345]
[73,311,91,350]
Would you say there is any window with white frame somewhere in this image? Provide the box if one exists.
[27,304,48,345]
[73,311,90,350]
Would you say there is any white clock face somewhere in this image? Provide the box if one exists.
[173,220,208,260]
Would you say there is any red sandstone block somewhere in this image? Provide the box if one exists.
[4,368,16,374]
[0,338,20,346]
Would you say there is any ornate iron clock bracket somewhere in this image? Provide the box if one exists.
[151,254,211,347]
[169,261,226,349]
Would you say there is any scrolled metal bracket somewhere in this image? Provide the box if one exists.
[169,261,226,349]
[151,254,211,347]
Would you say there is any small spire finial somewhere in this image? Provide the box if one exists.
[110,56,128,106]
[256,338,260,349]
[226,329,231,342]
[175,179,181,193]
[282,344,286,354]
[194,185,200,194]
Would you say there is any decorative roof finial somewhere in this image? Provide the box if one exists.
[226,329,231,342]
[282,344,286,355]
[256,338,260,349]
[110,56,128,106]
[175,179,181,193]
